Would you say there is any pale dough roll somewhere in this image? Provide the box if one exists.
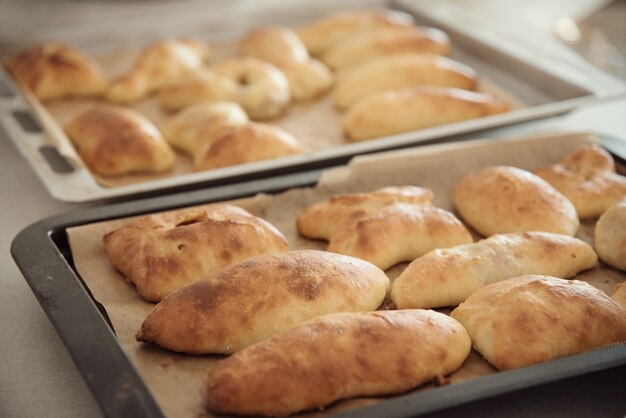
[595,198,626,271]
[342,86,508,141]
[453,166,579,237]
[321,26,451,70]
[204,310,471,417]
[136,250,390,354]
[451,275,626,370]
[7,42,107,101]
[333,54,478,109]
[391,232,598,309]
[611,282,626,309]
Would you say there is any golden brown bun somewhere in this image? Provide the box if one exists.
[453,166,579,237]
[204,309,471,417]
[296,9,415,56]
[535,144,626,219]
[106,38,210,103]
[104,204,288,302]
[595,199,626,271]
[611,282,626,309]
[333,54,477,109]
[321,27,450,70]
[342,87,508,141]
[451,275,626,370]
[297,186,472,270]
[159,58,289,120]
[6,42,106,101]
[239,26,333,100]
[64,105,175,176]
[136,250,389,354]
[392,232,598,309]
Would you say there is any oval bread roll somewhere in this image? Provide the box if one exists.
[321,26,450,70]
[342,87,508,141]
[136,250,390,354]
[451,275,626,370]
[104,204,288,302]
[453,166,579,237]
[392,232,598,309]
[204,310,471,417]
[611,282,626,309]
[333,54,478,109]
[595,199,626,271]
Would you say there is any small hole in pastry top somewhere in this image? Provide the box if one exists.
[177,244,186,251]
[175,213,209,227]
[236,74,251,86]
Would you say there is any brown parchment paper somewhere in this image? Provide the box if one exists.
[66,131,626,418]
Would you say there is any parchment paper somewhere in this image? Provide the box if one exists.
[67,131,626,418]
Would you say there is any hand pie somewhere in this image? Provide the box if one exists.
[451,275,626,370]
[239,26,333,100]
[535,144,626,218]
[453,166,579,237]
[106,38,210,102]
[65,105,175,176]
[295,9,415,56]
[321,26,450,70]
[611,282,626,309]
[392,232,597,309]
[297,186,472,270]
[333,54,477,109]
[104,204,288,302]
[204,310,470,417]
[595,198,626,271]
[6,42,106,101]
[342,87,508,141]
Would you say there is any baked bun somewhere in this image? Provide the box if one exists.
[451,275,626,370]
[453,166,579,236]
[6,42,106,101]
[239,26,333,100]
[535,144,626,218]
[65,105,175,176]
[160,58,290,120]
[295,9,415,56]
[297,186,472,270]
[106,38,210,103]
[342,87,508,141]
[103,204,288,302]
[204,310,470,417]
[333,54,477,109]
[611,282,626,309]
[136,250,389,354]
[392,232,597,309]
[321,26,450,70]
[595,198,626,271]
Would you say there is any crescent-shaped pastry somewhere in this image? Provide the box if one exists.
[321,26,451,70]
[450,275,626,370]
[239,26,333,100]
[136,250,389,354]
[534,144,626,218]
[297,186,472,270]
[6,42,106,101]
[611,282,626,309]
[295,9,415,56]
[342,87,508,141]
[595,198,626,271]
[453,166,579,237]
[391,232,598,309]
[106,38,210,103]
[204,310,471,417]
[64,105,175,176]
[103,204,288,302]
[333,54,478,109]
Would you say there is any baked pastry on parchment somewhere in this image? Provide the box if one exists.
[104,204,288,302]
[136,250,389,354]
[204,309,471,417]
[595,198,626,271]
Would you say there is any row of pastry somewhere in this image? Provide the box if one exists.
[101,142,626,416]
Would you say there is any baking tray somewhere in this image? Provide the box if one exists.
[11,131,626,418]
[1,0,625,203]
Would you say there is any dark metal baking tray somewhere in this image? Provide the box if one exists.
[11,136,626,418]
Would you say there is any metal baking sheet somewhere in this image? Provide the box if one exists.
[10,131,626,418]
[1,0,624,202]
